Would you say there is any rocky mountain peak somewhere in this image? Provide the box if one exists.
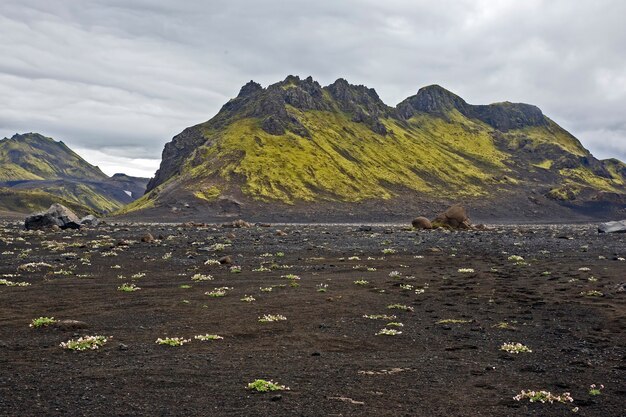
[237,80,263,98]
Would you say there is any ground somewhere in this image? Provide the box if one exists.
[0,221,624,416]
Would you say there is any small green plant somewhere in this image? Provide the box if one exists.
[60,335,108,351]
[376,328,402,336]
[30,316,57,328]
[458,268,475,273]
[258,314,287,323]
[246,379,289,392]
[513,390,573,404]
[260,286,273,292]
[588,384,604,396]
[229,266,242,273]
[386,322,404,327]
[493,321,516,330]
[240,295,256,302]
[382,248,396,255]
[204,259,220,266]
[363,314,396,320]
[316,283,328,292]
[282,274,300,280]
[500,342,532,354]
[155,337,190,346]
[387,304,414,312]
[205,287,232,297]
[0,278,30,287]
[194,334,224,341]
[437,319,471,324]
[354,279,369,285]
[192,273,213,281]
[580,290,603,297]
[118,283,141,292]
[179,284,192,289]
[162,252,172,260]
[508,255,524,262]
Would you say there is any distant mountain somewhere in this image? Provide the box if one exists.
[120,76,624,221]
[0,133,149,215]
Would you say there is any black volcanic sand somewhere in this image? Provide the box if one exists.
[0,221,624,417]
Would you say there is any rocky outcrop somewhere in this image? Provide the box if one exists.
[398,85,548,132]
[598,220,626,233]
[25,204,81,230]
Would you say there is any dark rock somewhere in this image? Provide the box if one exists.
[222,219,251,228]
[261,116,286,135]
[358,225,372,232]
[24,204,81,230]
[411,217,432,229]
[79,215,99,227]
[118,343,129,351]
[598,220,626,233]
[141,233,155,243]
[219,256,233,265]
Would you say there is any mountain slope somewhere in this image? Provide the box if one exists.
[0,133,149,214]
[132,76,625,221]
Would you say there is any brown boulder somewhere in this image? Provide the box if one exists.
[411,217,432,229]
[219,255,233,265]
[141,233,155,243]
[432,204,472,229]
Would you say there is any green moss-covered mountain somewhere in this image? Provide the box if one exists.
[0,133,149,215]
[135,75,625,221]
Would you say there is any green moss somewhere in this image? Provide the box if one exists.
[504,119,587,157]
[193,185,221,201]
[185,108,510,204]
[112,193,155,215]
[534,160,553,170]
[0,188,93,215]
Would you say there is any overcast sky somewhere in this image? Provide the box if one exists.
[1,0,625,177]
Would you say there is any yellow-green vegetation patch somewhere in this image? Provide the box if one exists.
[534,160,553,170]
[185,108,513,204]
[193,185,221,201]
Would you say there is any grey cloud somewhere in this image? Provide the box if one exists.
[1,0,625,178]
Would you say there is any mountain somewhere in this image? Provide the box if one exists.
[126,75,625,221]
[0,133,149,215]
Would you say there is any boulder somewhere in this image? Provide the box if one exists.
[411,217,432,229]
[219,255,233,265]
[79,215,99,227]
[140,233,155,243]
[598,220,626,233]
[432,204,472,229]
[24,204,81,230]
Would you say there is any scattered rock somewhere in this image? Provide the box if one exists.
[411,216,432,229]
[256,223,272,227]
[598,220,626,233]
[118,343,129,351]
[219,256,233,265]
[141,233,155,243]
[79,215,99,227]
[358,225,372,232]
[222,219,252,228]
[432,204,472,229]
[275,230,288,236]
[24,204,81,230]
